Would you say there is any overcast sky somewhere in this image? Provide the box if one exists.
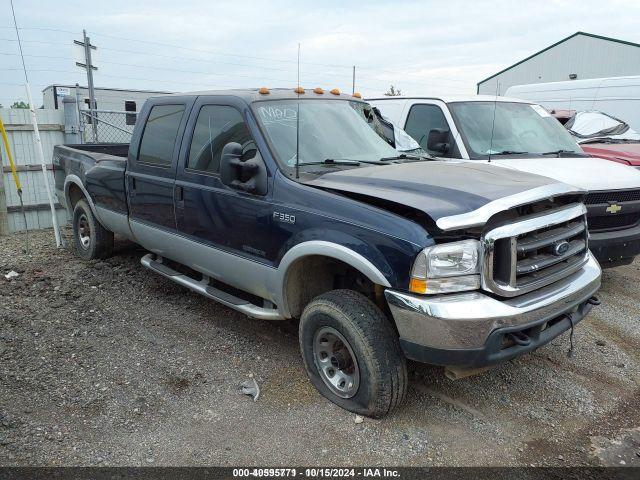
[2,0,640,107]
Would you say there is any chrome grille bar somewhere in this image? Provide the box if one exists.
[482,203,589,297]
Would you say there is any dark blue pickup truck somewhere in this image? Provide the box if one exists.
[54,88,602,417]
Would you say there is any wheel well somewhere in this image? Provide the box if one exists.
[67,183,86,210]
[283,255,387,319]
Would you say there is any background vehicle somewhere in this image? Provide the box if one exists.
[370,95,640,267]
[505,76,640,131]
[54,88,601,417]
[551,110,640,168]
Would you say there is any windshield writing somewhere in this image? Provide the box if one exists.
[254,100,400,167]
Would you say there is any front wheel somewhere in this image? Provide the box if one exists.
[72,199,114,260]
[299,289,407,417]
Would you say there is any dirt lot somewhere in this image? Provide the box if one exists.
[1,228,639,466]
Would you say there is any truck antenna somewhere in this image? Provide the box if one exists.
[488,81,500,163]
[295,42,301,179]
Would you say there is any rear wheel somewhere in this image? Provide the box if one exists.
[72,199,114,260]
[299,289,407,417]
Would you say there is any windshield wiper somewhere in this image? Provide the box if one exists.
[300,158,387,167]
[490,150,530,155]
[541,149,585,157]
[300,159,361,166]
[379,153,430,162]
[580,137,639,144]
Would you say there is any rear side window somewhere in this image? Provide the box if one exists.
[138,104,185,166]
[125,100,137,126]
[404,104,450,154]
[187,105,253,174]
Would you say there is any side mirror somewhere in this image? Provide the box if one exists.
[427,128,450,155]
[220,142,267,195]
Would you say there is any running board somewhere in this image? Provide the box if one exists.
[140,253,284,320]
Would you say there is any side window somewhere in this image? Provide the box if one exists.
[125,100,137,126]
[187,105,254,174]
[138,104,185,166]
[404,104,451,155]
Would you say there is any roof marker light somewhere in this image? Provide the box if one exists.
[294,87,305,94]
[313,87,324,94]
[352,92,362,98]
[330,88,340,95]
[259,87,270,94]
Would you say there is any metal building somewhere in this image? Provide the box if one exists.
[477,32,640,95]
[42,84,171,115]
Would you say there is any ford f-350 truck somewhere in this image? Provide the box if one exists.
[54,89,601,417]
[370,95,640,267]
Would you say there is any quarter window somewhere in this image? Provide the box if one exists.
[404,104,451,155]
[187,105,254,174]
[138,104,185,166]
[125,101,137,126]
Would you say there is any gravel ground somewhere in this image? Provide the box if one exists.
[1,228,639,467]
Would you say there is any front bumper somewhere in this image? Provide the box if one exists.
[589,224,640,267]
[385,253,601,368]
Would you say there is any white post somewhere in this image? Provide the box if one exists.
[10,0,62,247]
[25,83,62,247]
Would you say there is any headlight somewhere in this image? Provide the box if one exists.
[409,239,481,294]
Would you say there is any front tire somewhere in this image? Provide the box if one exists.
[299,289,407,417]
[72,199,114,260]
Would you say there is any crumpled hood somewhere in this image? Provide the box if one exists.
[581,143,640,167]
[303,161,560,222]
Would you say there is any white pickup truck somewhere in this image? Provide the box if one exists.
[370,95,640,267]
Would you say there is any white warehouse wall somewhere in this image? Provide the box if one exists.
[478,33,640,95]
[42,85,171,112]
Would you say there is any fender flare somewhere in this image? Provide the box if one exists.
[63,175,100,220]
[273,240,392,318]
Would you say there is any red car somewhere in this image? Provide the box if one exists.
[551,110,640,168]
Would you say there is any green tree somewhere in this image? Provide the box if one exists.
[384,85,402,96]
[11,101,29,109]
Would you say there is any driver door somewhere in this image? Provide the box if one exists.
[174,97,274,265]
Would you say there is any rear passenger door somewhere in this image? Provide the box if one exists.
[127,96,194,232]
[174,97,274,264]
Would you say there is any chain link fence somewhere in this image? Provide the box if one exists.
[79,109,137,144]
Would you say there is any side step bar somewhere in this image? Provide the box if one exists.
[140,253,284,320]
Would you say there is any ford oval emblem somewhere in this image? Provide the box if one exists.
[553,240,570,256]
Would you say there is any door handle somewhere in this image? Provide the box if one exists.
[175,185,185,208]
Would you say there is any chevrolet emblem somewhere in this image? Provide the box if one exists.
[606,203,622,214]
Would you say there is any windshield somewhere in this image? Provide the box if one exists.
[252,99,400,168]
[566,111,640,143]
[448,101,582,158]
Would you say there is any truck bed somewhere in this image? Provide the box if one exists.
[53,143,129,215]
[63,143,130,157]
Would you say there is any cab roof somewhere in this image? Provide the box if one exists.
[367,94,532,104]
[160,88,365,103]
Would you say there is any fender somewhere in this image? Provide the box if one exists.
[63,174,100,219]
[272,240,392,319]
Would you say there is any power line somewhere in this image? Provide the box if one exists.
[0,26,474,93]
[0,29,472,88]
[0,26,77,34]
[0,37,70,46]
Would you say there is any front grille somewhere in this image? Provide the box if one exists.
[585,189,640,204]
[483,203,589,297]
[588,213,640,232]
[585,189,640,232]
